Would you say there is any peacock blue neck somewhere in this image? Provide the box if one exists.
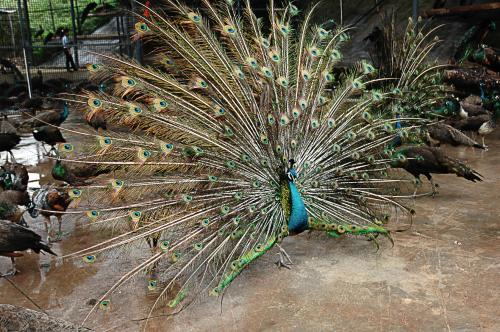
[480,83,486,101]
[287,177,309,234]
[61,103,69,121]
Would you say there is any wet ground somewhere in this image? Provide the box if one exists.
[1,120,499,331]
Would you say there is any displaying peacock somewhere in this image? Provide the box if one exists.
[55,0,434,322]
[365,12,447,121]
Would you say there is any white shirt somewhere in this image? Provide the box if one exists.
[62,35,70,49]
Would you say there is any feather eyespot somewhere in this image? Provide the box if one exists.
[308,46,321,57]
[188,12,201,23]
[280,114,290,126]
[277,23,290,35]
[193,77,208,89]
[59,143,74,152]
[160,241,170,252]
[87,63,101,71]
[330,49,342,60]
[289,4,299,16]
[261,67,273,78]
[201,218,210,227]
[246,57,258,68]
[299,98,308,110]
[135,22,149,33]
[69,188,81,198]
[220,205,230,215]
[99,300,110,310]
[240,154,251,163]
[86,210,100,220]
[317,28,329,39]
[255,243,264,252]
[276,76,288,87]
[223,25,237,35]
[88,98,102,108]
[83,255,96,263]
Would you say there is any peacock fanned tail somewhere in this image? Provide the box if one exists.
[59,0,425,322]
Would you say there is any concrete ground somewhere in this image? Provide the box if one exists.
[1,129,499,331]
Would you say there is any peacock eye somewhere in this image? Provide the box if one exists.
[104,139,111,144]
[166,143,173,149]
[160,101,166,107]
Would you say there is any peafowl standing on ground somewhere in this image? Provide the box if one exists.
[390,146,482,196]
[33,125,67,155]
[56,0,434,322]
[51,159,110,185]
[0,116,21,163]
[21,102,69,129]
[426,122,485,149]
[0,220,56,277]
[0,162,29,192]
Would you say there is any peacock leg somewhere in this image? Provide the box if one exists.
[429,177,438,197]
[275,244,293,269]
[412,177,421,197]
[8,151,17,164]
[481,136,488,150]
[54,215,63,241]
[44,216,52,244]
[146,235,160,275]
[0,258,18,277]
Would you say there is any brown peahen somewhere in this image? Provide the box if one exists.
[0,220,56,277]
[390,145,482,196]
[426,122,485,149]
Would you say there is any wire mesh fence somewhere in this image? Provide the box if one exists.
[1,0,134,83]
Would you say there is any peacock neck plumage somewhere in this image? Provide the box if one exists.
[52,162,67,178]
[60,103,69,122]
[281,167,309,234]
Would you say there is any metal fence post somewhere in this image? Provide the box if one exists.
[131,0,143,64]
[16,0,31,97]
[69,0,79,68]
[413,0,419,31]
[21,0,32,63]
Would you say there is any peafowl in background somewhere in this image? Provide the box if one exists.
[365,11,447,121]
[53,0,438,322]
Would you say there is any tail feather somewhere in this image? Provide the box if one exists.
[446,156,483,182]
[36,242,57,256]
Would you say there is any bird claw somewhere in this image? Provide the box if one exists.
[52,231,64,242]
[1,269,18,277]
[275,245,293,269]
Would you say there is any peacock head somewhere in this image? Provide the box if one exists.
[286,159,298,182]
[444,98,460,115]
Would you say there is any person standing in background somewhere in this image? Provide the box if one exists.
[61,29,77,72]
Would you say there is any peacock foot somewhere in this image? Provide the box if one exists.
[52,231,64,242]
[275,245,293,269]
[1,268,18,277]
